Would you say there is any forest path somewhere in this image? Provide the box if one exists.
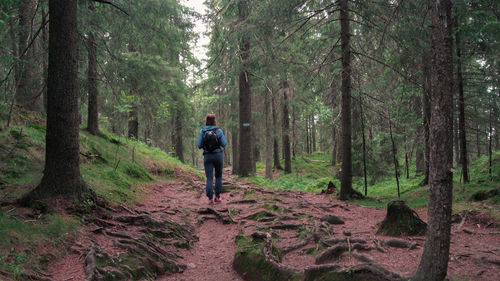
[46,168,500,281]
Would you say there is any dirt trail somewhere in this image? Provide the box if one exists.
[46,168,500,281]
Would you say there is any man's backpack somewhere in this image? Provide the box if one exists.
[202,128,220,152]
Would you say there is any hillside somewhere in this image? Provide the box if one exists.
[0,108,201,279]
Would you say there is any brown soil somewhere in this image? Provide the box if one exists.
[44,168,500,281]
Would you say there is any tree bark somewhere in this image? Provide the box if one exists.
[455,25,469,182]
[16,0,42,111]
[339,0,353,200]
[87,31,99,135]
[237,0,252,177]
[282,81,292,174]
[413,1,454,280]
[29,0,91,200]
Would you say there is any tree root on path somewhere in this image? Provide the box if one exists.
[242,209,279,220]
[197,207,235,224]
[315,242,372,264]
[304,263,404,281]
[383,238,419,249]
[280,236,313,254]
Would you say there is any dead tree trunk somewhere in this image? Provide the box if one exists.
[413,0,454,280]
[339,0,353,200]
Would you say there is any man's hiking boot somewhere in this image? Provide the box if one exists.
[215,197,221,203]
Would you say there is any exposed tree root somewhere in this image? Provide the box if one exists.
[383,238,419,249]
[242,209,279,220]
[304,263,404,281]
[320,214,345,224]
[281,236,313,254]
[315,242,372,264]
[197,207,235,224]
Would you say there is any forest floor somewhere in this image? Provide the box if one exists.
[43,168,500,281]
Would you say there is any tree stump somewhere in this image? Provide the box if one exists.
[377,200,427,236]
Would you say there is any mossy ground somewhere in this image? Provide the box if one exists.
[0,107,201,279]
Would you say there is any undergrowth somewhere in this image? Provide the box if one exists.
[250,150,500,216]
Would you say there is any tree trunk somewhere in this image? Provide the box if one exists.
[265,90,273,179]
[454,113,460,166]
[339,0,353,200]
[16,0,42,111]
[282,81,292,174]
[489,101,493,181]
[87,31,99,135]
[312,110,317,152]
[415,91,425,175]
[455,25,469,182]
[476,119,481,158]
[388,112,400,198]
[272,92,282,170]
[331,125,337,166]
[128,106,138,139]
[175,114,183,163]
[232,93,240,174]
[237,0,252,177]
[360,95,368,196]
[29,0,91,200]
[413,1,454,280]
[291,85,297,159]
[420,50,431,186]
[306,115,310,154]
[41,7,48,112]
